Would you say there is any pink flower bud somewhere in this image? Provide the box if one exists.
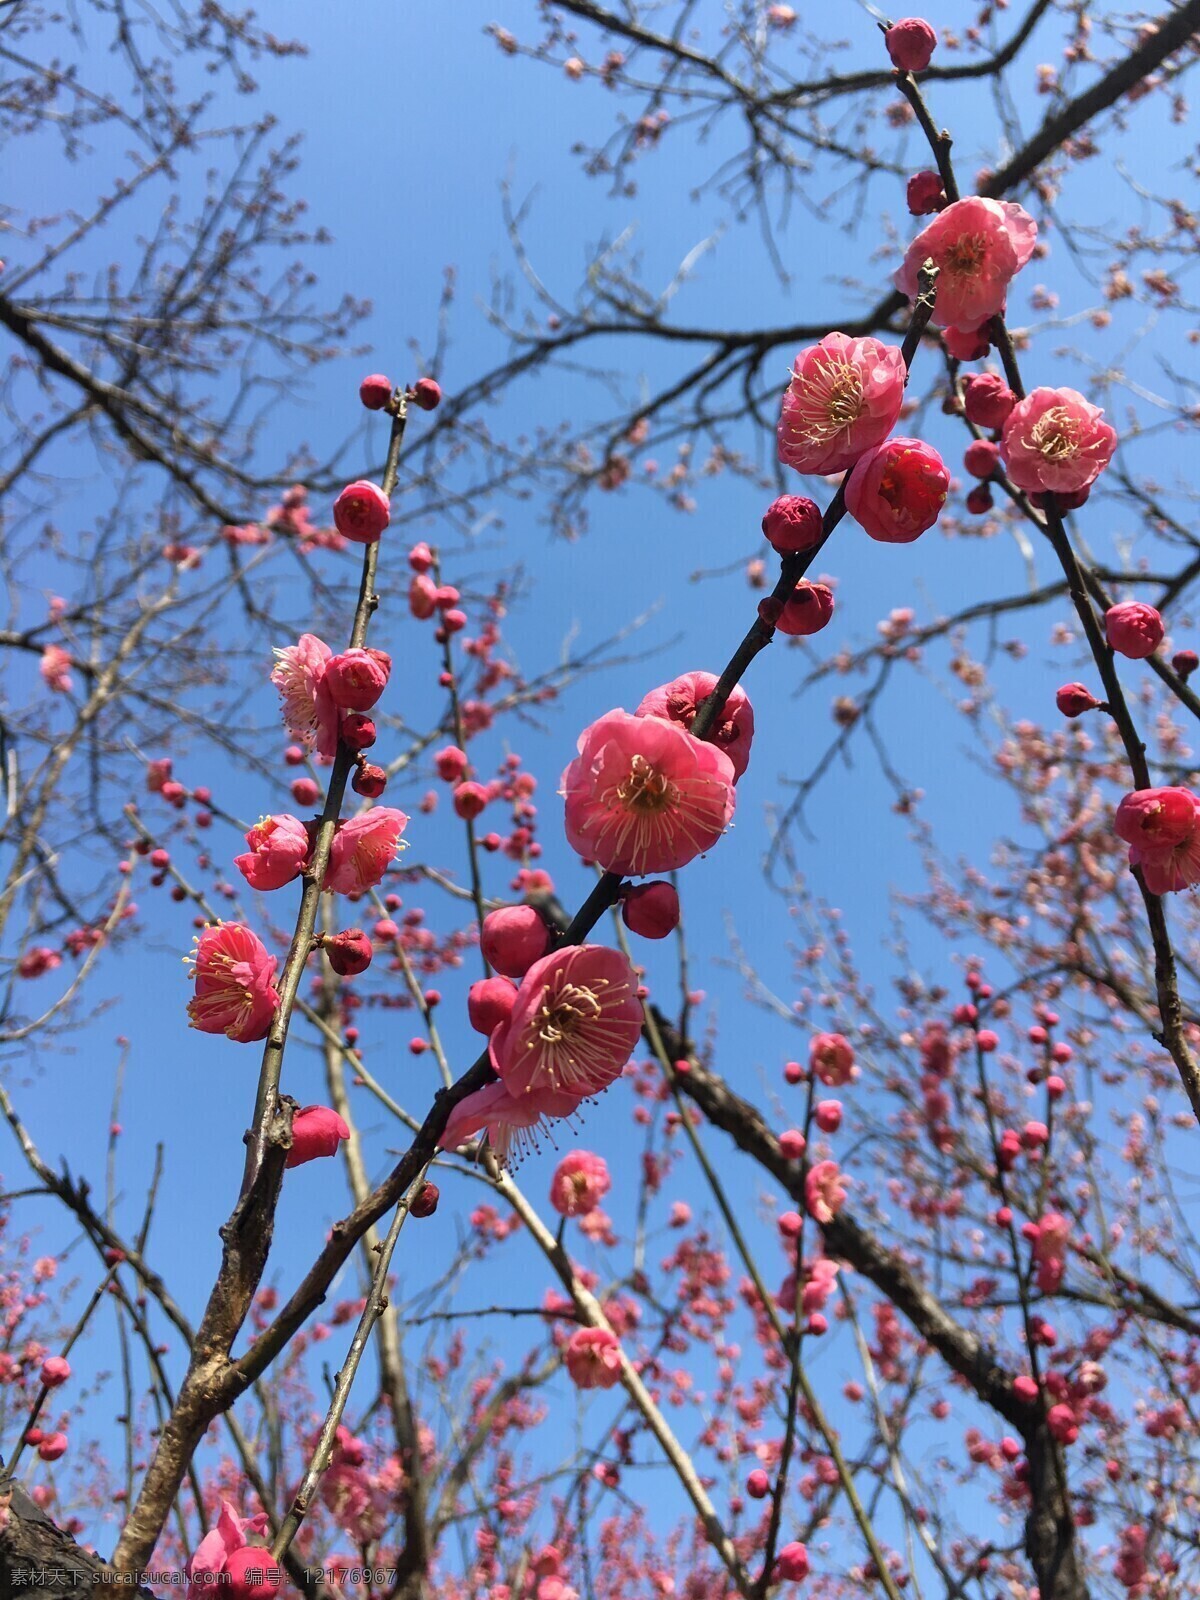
[409,574,439,619]
[326,928,373,977]
[411,377,442,411]
[442,608,467,632]
[779,1129,806,1160]
[1013,1375,1039,1403]
[481,905,551,978]
[778,581,835,637]
[37,1431,68,1461]
[1105,601,1164,660]
[286,1105,350,1169]
[284,745,305,766]
[454,781,488,819]
[359,373,393,410]
[906,169,945,215]
[410,1181,440,1218]
[341,713,376,750]
[468,975,518,1035]
[963,439,1000,479]
[291,776,322,807]
[846,437,950,543]
[746,1468,770,1499]
[40,1356,70,1388]
[224,1546,282,1600]
[408,541,434,572]
[1056,682,1101,718]
[352,763,387,799]
[885,17,937,71]
[761,494,822,554]
[333,480,390,545]
[815,1099,842,1133]
[621,881,680,939]
[1047,1403,1079,1446]
[965,485,993,514]
[774,1542,810,1583]
[1173,648,1199,678]
[435,745,470,782]
[324,648,391,712]
[962,373,1016,429]
[943,325,991,361]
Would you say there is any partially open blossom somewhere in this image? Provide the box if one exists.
[563,709,736,875]
[906,169,945,215]
[621,880,680,939]
[1000,387,1117,494]
[325,927,373,976]
[188,1502,272,1600]
[1056,682,1101,718]
[1105,600,1164,660]
[439,1078,583,1164]
[550,1150,612,1217]
[333,480,390,544]
[482,905,551,978]
[1115,786,1200,893]
[845,436,950,543]
[323,648,391,712]
[17,946,61,979]
[637,671,755,780]
[777,332,906,476]
[234,814,310,891]
[40,644,73,693]
[271,633,339,754]
[885,16,936,71]
[286,1105,351,1169]
[468,975,518,1034]
[962,372,1016,428]
[805,1160,848,1224]
[490,943,643,1101]
[896,196,1037,331]
[565,1326,623,1390]
[37,1431,68,1460]
[777,581,835,636]
[810,1032,856,1086]
[762,494,823,554]
[187,923,280,1042]
[325,808,408,894]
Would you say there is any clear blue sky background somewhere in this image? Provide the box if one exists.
[6,0,1196,1584]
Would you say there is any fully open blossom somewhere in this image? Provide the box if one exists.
[490,944,643,1101]
[845,436,950,543]
[287,1105,351,1168]
[325,808,408,894]
[637,671,755,780]
[234,814,310,891]
[896,196,1037,330]
[550,1150,612,1217]
[777,332,906,476]
[565,1326,623,1390]
[1115,785,1200,893]
[187,923,280,1042]
[40,644,73,693]
[563,709,736,875]
[1105,600,1163,660]
[323,648,391,712]
[187,1499,270,1600]
[805,1160,849,1224]
[271,633,339,755]
[1000,386,1117,494]
[439,1078,583,1164]
[810,1031,856,1085]
[332,479,390,544]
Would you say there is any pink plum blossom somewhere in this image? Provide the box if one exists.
[1000,386,1117,495]
[186,1499,270,1600]
[637,670,755,780]
[234,814,310,891]
[287,1105,351,1168]
[271,633,340,756]
[323,648,391,712]
[776,581,835,636]
[325,808,408,894]
[40,644,73,693]
[1115,785,1200,894]
[896,196,1037,331]
[187,923,280,1043]
[777,332,906,476]
[490,943,643,1101]
[562,709,736,875]
[439,1078,584,1165]
[550,1151,612,1217]
[565,1326,623,1390]
[1105,601,1164,660]
[810,1031,856,1086]
[805,1160,849,1224]
[845,436,950,543]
